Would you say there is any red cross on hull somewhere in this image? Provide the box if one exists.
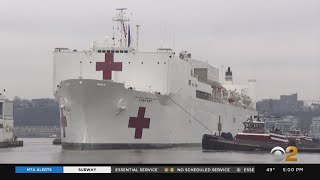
[128,107,151,139]
[96,53,122,80]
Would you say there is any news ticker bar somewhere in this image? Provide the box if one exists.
[15,166,255,173]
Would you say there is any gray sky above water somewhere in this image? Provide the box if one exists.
[0,0,319,101]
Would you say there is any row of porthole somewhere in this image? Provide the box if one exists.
[128,62,167,64]
[77,82,108,86]
[97,83,106,86]
[79,61,167,64]
[97,50,129,53]
[80,61,93,64]
[78,82,108,86]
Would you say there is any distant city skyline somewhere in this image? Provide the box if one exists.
[0,0,319,101]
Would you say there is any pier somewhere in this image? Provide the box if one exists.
[14,126,60,138]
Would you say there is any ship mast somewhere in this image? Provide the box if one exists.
[112,8,130,48]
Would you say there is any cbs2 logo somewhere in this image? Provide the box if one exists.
[270,146,298,162]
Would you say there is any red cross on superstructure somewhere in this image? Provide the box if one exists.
[96,53,122,80]
[128,107,151,139]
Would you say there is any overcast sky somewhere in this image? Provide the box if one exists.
[0,0,319,101]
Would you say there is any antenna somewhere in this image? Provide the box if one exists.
[136,25,140,51]
[116,8,127,11]
[172,32,175,51]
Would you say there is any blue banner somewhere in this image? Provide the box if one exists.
[15,166,63,173]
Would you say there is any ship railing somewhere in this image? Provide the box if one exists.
[157,48,173,52]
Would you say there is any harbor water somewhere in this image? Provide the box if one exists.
[0,138,319,164]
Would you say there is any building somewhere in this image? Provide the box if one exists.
[264,115,298,134]
[257,93,304,116]
[274,116,298,134]
[311,103,320,112]
[0,94,14,142]
[310,117,320,139]
[263,116,280,131]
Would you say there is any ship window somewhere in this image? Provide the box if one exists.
[128,62,130,64]
[196,90,210,101]
[115,50,119,53]
[107,50,111,53]
[98,50,101,53]
[194,68,208,82]
[188,80,191,85]
[164,62,166,64]
[124,50,128,53]
[158,62,159,64]
[0,124,3,128]
[102,50,106,53]
[141,62,143,64]
[233,118,236,123]
[120,50,124,53]
[111,50,115,53]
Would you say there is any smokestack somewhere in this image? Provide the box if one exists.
[225,67,233,85]
[248,79,257,109]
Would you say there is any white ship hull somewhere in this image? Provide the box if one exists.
[57,79,256,150]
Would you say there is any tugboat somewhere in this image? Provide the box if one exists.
[286,127,318,148]
[202,116,289,151]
